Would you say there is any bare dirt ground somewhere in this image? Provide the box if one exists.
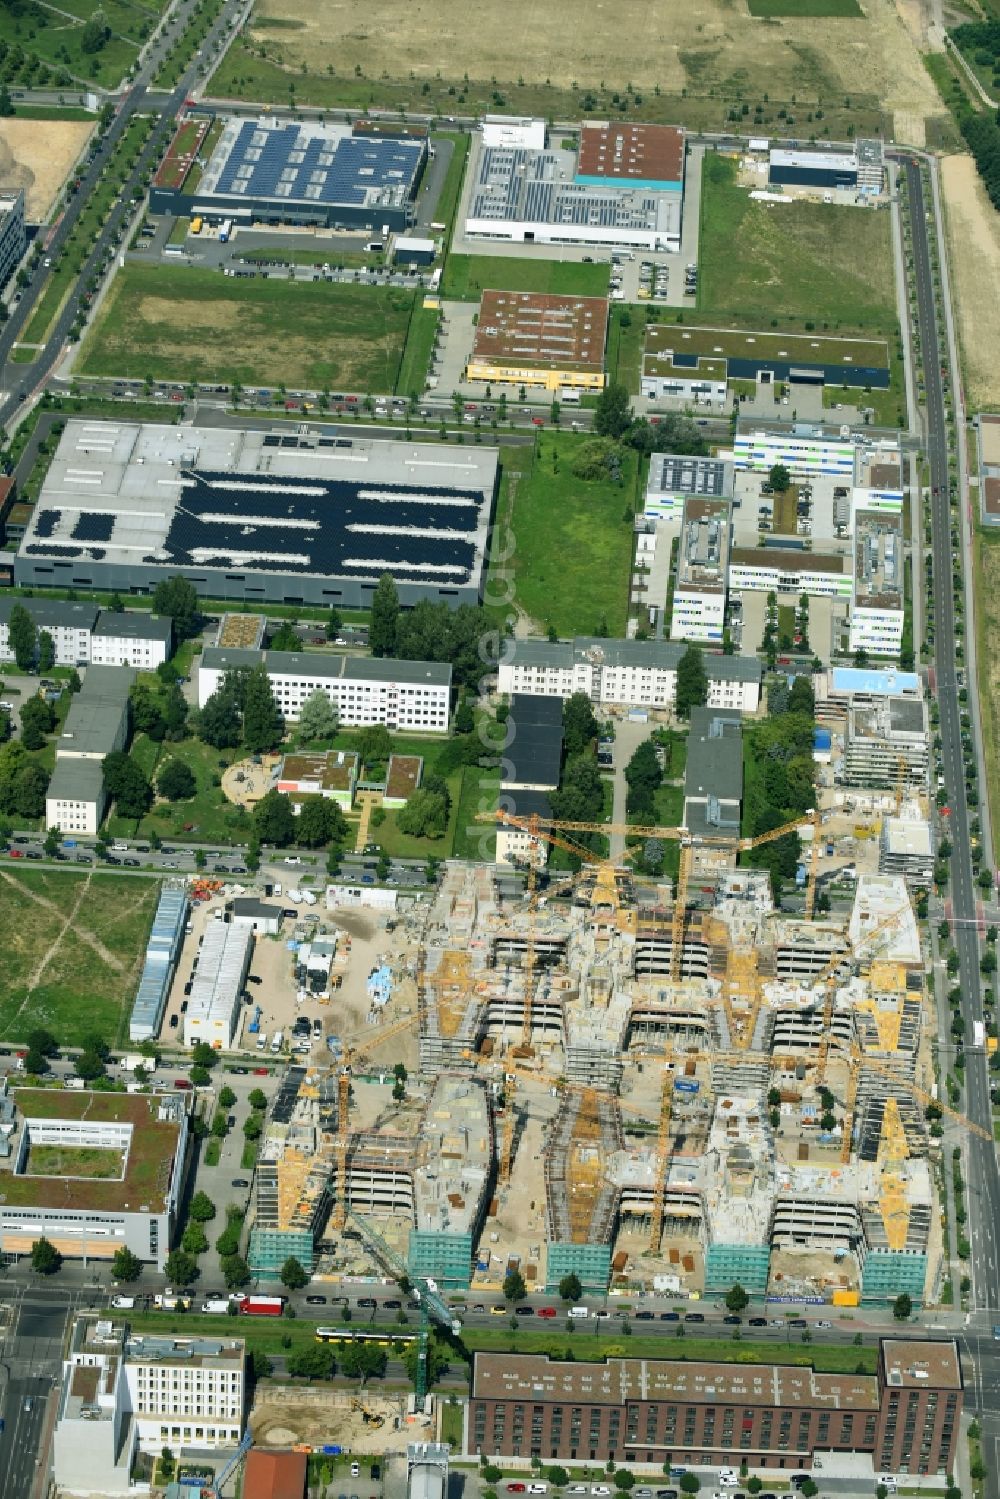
[252,1388,420,1452]
[940,152,1000,410]
[0,119,93,222]
[249,0,939,136]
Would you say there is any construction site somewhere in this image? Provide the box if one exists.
[238,669,982,1316]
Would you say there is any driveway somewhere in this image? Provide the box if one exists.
[609,716,659,859]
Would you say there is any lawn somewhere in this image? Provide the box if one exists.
[747,0,861,12]
[500,433,638,637]
[975,531,1000,861]
[443,254,611,302]
[459,1328,877,1373]
[27,1144,123,1178]
[396,300,440,400]
[606,306,648,395]
[105,734,250,846]
[78,263,415,391]
[0,0,150,88]
[452,763,499,861]
[0,869,158,1047]
[698,154,897,335]
[433,133,469,238]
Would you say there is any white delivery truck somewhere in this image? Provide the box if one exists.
[271,1030,283,1053]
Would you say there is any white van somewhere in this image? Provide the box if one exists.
[270,1030,283,1053]
[257,1033,267,1051]
[569,1306,590,1319]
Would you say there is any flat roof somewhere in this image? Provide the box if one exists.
[1,1088,183,1213]
[472,289,608,374]
[984,476,1000,516]
[830,666,919,697]
[980,413,1000,467]
[94,609,173,642]
[677,497,731,594]
[685,705,743,806]
[883,817,933,858]
[504,694,564,788]
[386,753,422,799]
[45,757,106,803]
[731,546,849,575]
[854,510,903,610]
[770,147,858,172]
[201,117,423,211]
[577,123,684,185]
[881,1339,961,1391]
[25,422,496,594]
[472,1351,880,1411]
[501,635,762,681]
[202,646,452,688]
[644,323,889,379]
[279,750,358,792]
[648,453,734,500]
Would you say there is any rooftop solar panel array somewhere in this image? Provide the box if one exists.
[470,145,675,231]
[211,121,424,209]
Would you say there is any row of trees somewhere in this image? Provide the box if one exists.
[593,382,710,458]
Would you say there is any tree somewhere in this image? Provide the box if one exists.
[287,1343,335,1379]
[112,1246,142,1282]
[198,684,243,749]
[503,1268,527,1302]
[799,1483,817,1499]
[453,695,475,734]
[563,693,600,757]
[398,787,449,838]
[103,752,153,818]
[549,752,604,830]
[164,1250,198,1285]
[157,759,196,801]
[297,689,339,742]
[218,1085,236,1110]
[892,1291,913,1320]
[19,695,54,751]
[37,630,55,674]
[296,795,346,848]
[675,644,708,719]
[325,607,343,640]
[162,683,189,739]
[131,686,166,741]
[270,619,300,652]
[593,382,632,439]
[249,1087,267,1111]
[152,577,201,640]
[614,1474,635,1492]
[43,824,62,859]
[558,1272,583,1303]
[242,666,283,754]
[356,723,393,767]
[370,572,400,657]
[30,1235,61,1275]
[679,1477,701,1495]
[546,1468,569,1489]
[27,1027,59,1059]
[725,1283,749,1313]
[340,1342,388,1385]
[221,1254,251,1289]
[243,1114,263,1141]
[624,739,663,821]
[768,463,791,493]
[191,1041,217,1071]
[182,1222,209,1255]
[253,788,296,846]
[189,1191,217,1223]
[8,603,36,671]
[12,761,49,820]
[280,1256,309,1290]
[80,7,110,51]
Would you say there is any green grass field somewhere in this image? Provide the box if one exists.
[499,433,637,637]
[0,870,158,1047]
[747,0,861,13]
[396,301,440,400]
[105,735,249,846]
[698,155,896,334]
[79,263,415,391]
[434,133,469,237]
[443,254,611,301]
[0,0,154,88]
[452,764,499,861]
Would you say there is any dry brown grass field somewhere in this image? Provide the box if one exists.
[941,153,1000,411]
[0,118,93,221]
[237,0,940,141]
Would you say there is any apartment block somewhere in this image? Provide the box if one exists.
[0,189,26,290]
[0,598,172,669]
[198,647,451,731]
[843,697,929,791]
[45,664,135,834]
[497,637,761,714]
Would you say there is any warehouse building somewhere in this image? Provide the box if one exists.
[670,496,732,643]
[466,289,608,393]
[198,648,451,731]
[644,453,734,526]
[849,510,905,658]
[465,127,683,252]
[18,422,498,609]
[768,141,883,194]
[497,636,761,713]
[0,1085,187,1270]
[576,122,684,192]
[150,116,426,230]
[642,324,890,401]
[184,920,253,1050]
[466,1339,961,1475]
[128,884,189,1042]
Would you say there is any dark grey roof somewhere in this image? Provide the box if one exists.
[201,646,452,688]
[80,664,135,704]
[503,695,564,789]
[0,597,98,631]
[94,610,174,642]
[231,897,280,920]
[888,698,926,734]
[497,787,554,823]
[46,757,106,802]
[684,705,744,810]
[500,636,761,682]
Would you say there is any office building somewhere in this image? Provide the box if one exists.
[497,636,761,713]
[670,496,731,643]
[18,421,498,609]
[850,510,905,657]
[733,432,856,478]
[879,818,935,887]
[728,546,853,602]
[466,289,608,393]
[768,141,883,195]
[641,324,889,403]
[0,1085,187,1270]
[644,452,734,525]
[466,1339,960,1474]
[198,648,451,731]
[0,189,25,289]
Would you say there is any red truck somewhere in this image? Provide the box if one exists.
[236,1294,285,1317]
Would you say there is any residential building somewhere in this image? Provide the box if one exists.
[879,817,935,887]
[249,1067,333,1275]
[0,1085,187,1271]
[53,1318,134,1497]
[497,637,761,714]
[466,289,608,393]
[184,920,253,1049]
[91,610,173,669]
[644,453,734,526]
[0,189,26,290]
[683,706,743,839]
[17,422,497,610]
[495,787,555,867]
[502,694,564,791]
[466,1339,961,1474]
[123,1328,245,1450]
[198,648,452,731]
[0,596,98,665]
[0,598,171,669]
[843,697,929,791]
[849,510,904,658]
[670,496,731,643]
[45,664,135,833]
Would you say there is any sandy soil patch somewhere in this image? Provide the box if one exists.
[252,1389,419,1452]
[249,0,939,126]
[0,119,93,222]
[940,153,1000,409]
